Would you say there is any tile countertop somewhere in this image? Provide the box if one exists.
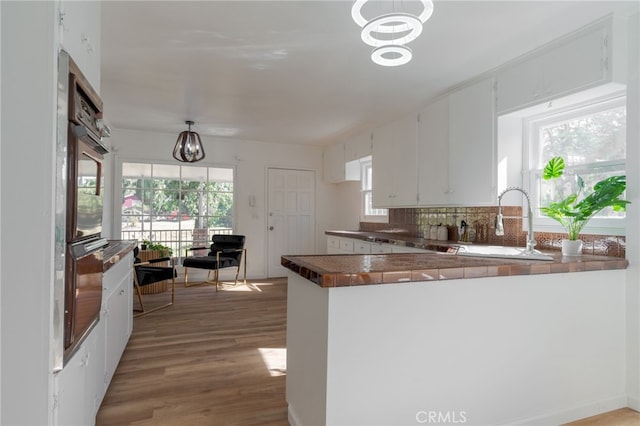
[103,240,137,272]
[281,231,628,288]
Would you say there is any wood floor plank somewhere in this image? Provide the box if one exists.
[96,278,288,426]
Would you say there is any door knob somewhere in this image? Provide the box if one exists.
[269,226,274,230]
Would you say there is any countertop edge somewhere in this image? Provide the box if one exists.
[103,240,137,272]
[283,244,628,289]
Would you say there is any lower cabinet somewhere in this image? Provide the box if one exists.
[327,236,413,254]
[103,253,134,388]
[54,250,133,426]
[54,323,102,426]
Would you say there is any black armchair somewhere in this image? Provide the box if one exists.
[182,235,246,291]
[133,246,176,317]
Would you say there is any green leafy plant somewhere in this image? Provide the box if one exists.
[540,156,629,240]
[141,240,173,256]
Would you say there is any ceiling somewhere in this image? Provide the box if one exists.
[100,1,639,147]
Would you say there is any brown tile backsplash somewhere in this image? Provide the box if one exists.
[360,206,626,258]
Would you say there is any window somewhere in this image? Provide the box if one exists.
[121,162,234,257]
[525,95,626,235]
[360,157,387,222]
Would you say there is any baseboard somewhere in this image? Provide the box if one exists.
[504,395,628,425]
[288,404,302,426]
[628,395,640,411]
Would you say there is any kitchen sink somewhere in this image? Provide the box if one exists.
[455,245,554,261]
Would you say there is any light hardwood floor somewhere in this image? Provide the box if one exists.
[96,277,639,426]
[96,278,289,425]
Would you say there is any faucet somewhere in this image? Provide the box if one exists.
[496,187,537,254]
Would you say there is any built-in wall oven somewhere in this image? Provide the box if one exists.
[54,50,109,370]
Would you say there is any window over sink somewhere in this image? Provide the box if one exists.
[523,93,627,235]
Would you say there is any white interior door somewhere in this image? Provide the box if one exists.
[267,168,316,277]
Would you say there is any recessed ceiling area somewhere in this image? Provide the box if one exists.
[100,1,639,147]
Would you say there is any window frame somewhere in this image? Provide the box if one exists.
[360,157,388,223]
[119,161,236,257]
[523,94,627,236]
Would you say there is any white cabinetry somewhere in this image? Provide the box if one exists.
[54,251,133,426]
[327,236,355,254]
[354,240,392,254]
[447,77,496,205]
[417,97,450,205]
[54,325,101,426]
[372,114,418,207]
[323,140,362,183]
[496,18,624,115]
[102,251,134,389]
[327,235,411,254]
[58,0,101,90]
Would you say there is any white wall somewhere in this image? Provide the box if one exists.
[107,128,341,277]
[287,270,627,426]
[625,11,640,410]
[0,2,58,424]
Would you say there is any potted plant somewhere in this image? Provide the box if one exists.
[540,156,629,256]
[141,240,173,256]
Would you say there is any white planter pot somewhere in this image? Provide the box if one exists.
[561,239,583,256]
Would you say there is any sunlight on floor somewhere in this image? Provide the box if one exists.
[224,281,279,292]
[258,347,287,377]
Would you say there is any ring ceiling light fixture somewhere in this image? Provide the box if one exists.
[173,120,206,163]
[351,0,434,67]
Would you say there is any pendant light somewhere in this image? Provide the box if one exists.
[173,120,205,163]
[351,0,434,67]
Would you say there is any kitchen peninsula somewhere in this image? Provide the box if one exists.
[282,251,628,426]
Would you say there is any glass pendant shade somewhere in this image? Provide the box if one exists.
[173,120,205,163]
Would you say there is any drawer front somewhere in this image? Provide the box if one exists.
[354,242,371,254]
[371,243,392,253]
[327,236,340,250]
[339,239,354,252]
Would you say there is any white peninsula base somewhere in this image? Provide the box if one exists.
[286,269,627,426]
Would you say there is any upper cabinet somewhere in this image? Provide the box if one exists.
[447,77,496,205]
[417,78,496,206]
[58,0,101,90]
[372,114,418,207]
[496,17,625,115]
[323,132,372,184]
[417,97,450,205]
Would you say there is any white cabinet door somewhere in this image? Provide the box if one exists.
[370,243,392,253]
[448,77,496,205]
[372,114,418,207]
[327,236,341,254]
[417,97,450,205]
[103,252,133,387]
[354,241,372,254]
[54,332,97,426]
[327,236,355,254]
[496,20,610,114]
[339,238,355,253]
[541,24,607,99]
